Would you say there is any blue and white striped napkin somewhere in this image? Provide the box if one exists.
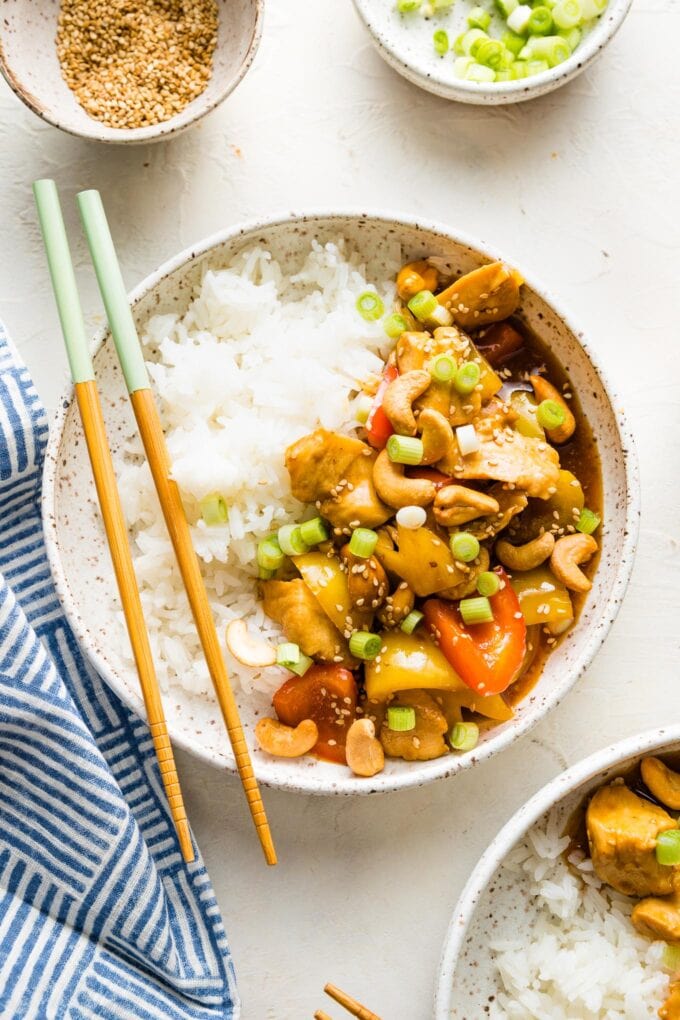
[0,323,239,1019]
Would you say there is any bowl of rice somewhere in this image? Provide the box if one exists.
[435,726,680,1019]
[351,0,632,104]
[42,212,638,794]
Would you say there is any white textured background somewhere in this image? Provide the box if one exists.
[2,0,679,1016]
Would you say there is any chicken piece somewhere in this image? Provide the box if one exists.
[439,546,491,600]
[261,579,356,668]
[632,892,680,945]
[341,545,389,613]
[660,981,680,1020]
[642,758,680,811]
[586,783,677,897]
[467,484,529,540]
[438,401,560,500]
[285,429,391,531]
[379,690,448,762]
[376,582,415,629]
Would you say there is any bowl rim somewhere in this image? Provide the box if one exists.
[350,0,632,104]
[41,208,640,795]
[433,723,680,1017]
[0,0,264,144]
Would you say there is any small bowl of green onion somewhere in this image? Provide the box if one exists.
[351,0,632,103]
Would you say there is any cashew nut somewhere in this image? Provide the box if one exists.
[530,375,576,444]
[496,532,555,572]
[373,449,436,509]
[345,718,385,777]
[433,484,500,527]
[419,408,456,465]
[550,533,597,592]
[641,757,680,811]
[255,717,319,758]
[377,581,415,628]
[382,370,431,436]
[396,260,439,301]
[226,619,277,667]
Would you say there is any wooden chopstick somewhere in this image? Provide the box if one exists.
[77,189,276,866]
[33,179,194,864]
[314,1012,333,1019]
[324,984,382,1020]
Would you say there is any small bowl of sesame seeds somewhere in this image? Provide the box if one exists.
[0,0,263,143]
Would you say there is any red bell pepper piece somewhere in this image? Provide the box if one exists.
[423,569,526,696]
[366,362,398,449]
[273,664,357,764]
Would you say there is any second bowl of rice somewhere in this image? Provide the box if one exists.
[42,212,638,794]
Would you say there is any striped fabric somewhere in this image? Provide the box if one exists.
[0,324,239,1020]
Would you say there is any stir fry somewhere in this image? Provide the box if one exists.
[225,256,602,776]
[573,759,680,1019]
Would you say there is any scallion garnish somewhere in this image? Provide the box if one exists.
[386,434,424,465]
[433,29,450,55]
[299,516,329,547]
[468,5,492,28]
[496,0,518,17]
[536,398,567,430]
[276,643,313,677]
[576,508,601,536]
[384,313,408,339]
[407,289,438,322]
[507,3,532,32]
[502,29,526,55]
[356,291,385,322]
[456,423,480,457]
[476,38,507,68]
[450,532,481,563]
[429,353,457,382]
[656,830,680,866]
[199,493,228,526]
[397,0,422,9]
[349,527,379,559]
[477,571,501,597]
[277,524,309,557]
[459,596,494,626]
[400,610,424,634]
[353,393,374,425]
[453,361,481,395]
[387,706,417,731]
[527,5,554,33]
[257,536,285,572]
[663,944,680,974]
[349,631,382,660]
[449,721,480,751]
[552,0,582,27]
[519,35,570,64]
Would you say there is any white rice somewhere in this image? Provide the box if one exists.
[489,810,670,1019]
[114,238,400,698]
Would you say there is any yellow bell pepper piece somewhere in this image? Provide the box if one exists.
[435,689,515,724]
[377,524,466,597]
[293,551,371,633]
[510,565,574,630]
[365,631,466,702]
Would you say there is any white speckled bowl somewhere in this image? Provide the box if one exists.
[0,0,263,143]
[351,0,632,105]
[42,212,638,795]
[435,726,680,1018]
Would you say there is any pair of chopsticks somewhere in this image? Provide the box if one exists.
[314,983,382,1020]
[34,180,276,867]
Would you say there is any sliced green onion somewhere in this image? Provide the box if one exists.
[576,508,600,535]
[468,5,492,28]
[356,291,385,322]
[454,361,481,395]
[432,0,455,8]
[349,527,379,558]
[558,26,582,49]
[276,642,301,668]
[511,59,530,77]
[450,532,481,563]
[384,313,408,339]
[477,571,501,597]
[552,0,582,27]
[387,706,417,731]
[656,830,680,866]
[427,304,454,328]
[200,494,228,526]
[400,610,425,635]
[429,353,457,382]
[465,61,496,82]
[663,944,680,974]
[520,35,570,64]
[460,596,494,625]
[496,0,518,16]
[397,0,422,10]
[353,393,373,425]
[456,423,480,456]
[495,68,513,80]
[527,5,554,32]
[526,57,550,75]
[433,29,450,55]
[502,29,527,55]
[386,434,424,465]
[449,721,480,751]
[299,516,329,547]
[507,3,532,32]
[580,0,607,16]
[257,536,285,572]
[461,27,490,56]
[407,289,438,322]
[258,565,276,580]
[349,631,382,660]
[536,398,567,430]
[476,38,507,68]
[277,524,309,557]
[454,55,476,76]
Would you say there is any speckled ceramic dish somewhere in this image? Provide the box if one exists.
[351,0,632,105]
[435,726,680,1018]
[42,212,638,795]
[0,0,263,143]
